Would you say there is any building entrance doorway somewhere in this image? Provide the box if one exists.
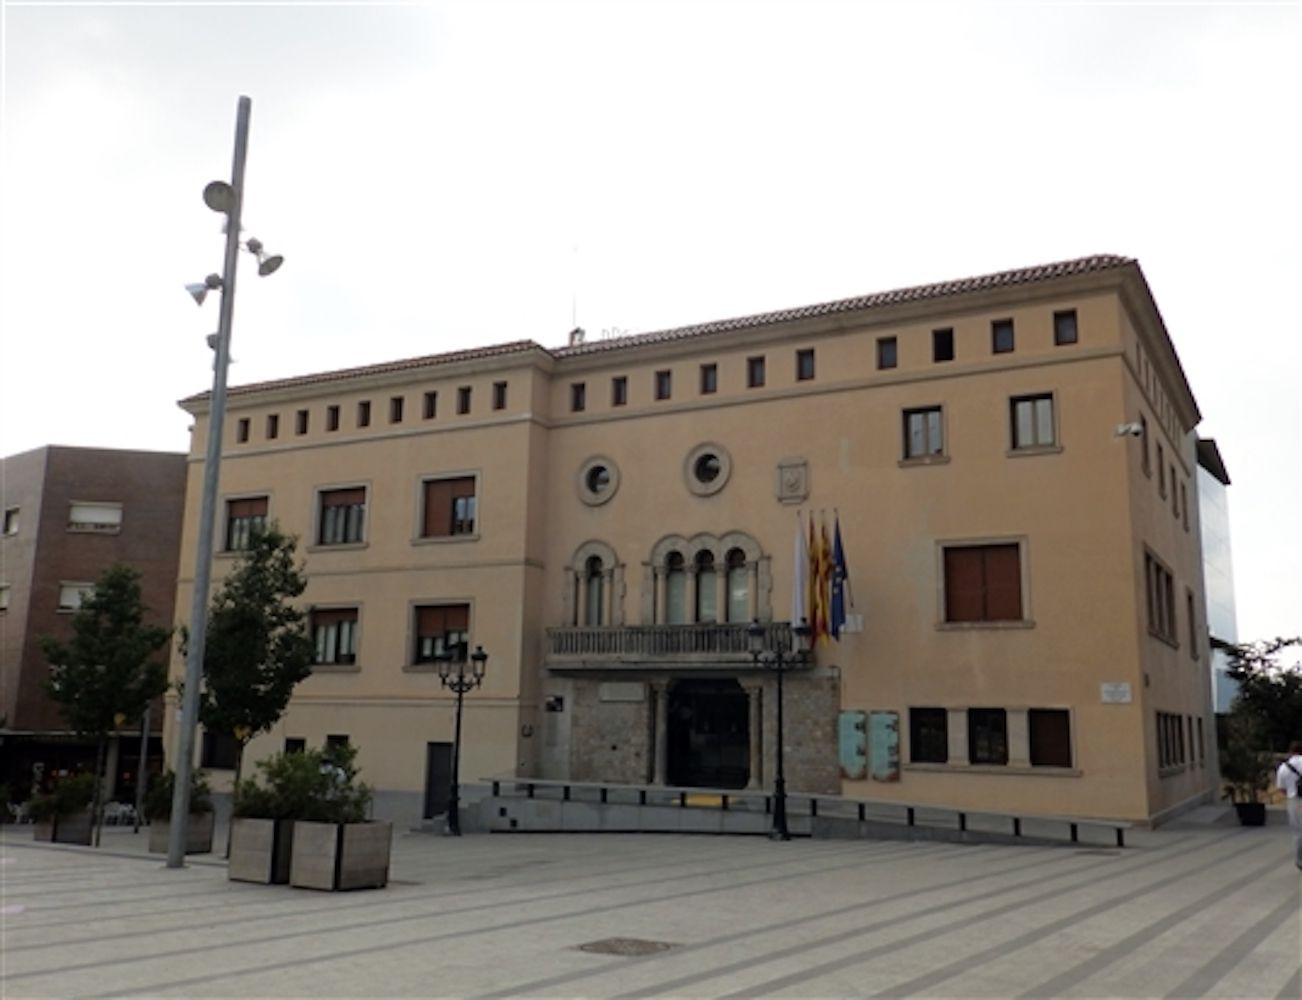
[666,678,749,789]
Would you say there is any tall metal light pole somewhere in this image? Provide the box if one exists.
[436,644,487,836]
[166,96,253,869]
[748,618,812,841]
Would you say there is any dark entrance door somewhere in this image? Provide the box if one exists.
[424,742,453,819]
[666,678,749,789]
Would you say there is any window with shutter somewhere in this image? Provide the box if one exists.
[1028,709,1072,767]
[318,487,366,545]
[311,607,359,665]
[421,477,477,538]
[225,496,269,551]
[413,604,470,664]
[943,543,1022,622]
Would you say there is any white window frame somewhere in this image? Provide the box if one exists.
[67,501,123,533]
[58,581,94,612]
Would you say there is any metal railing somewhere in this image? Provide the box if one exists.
[546,621,792,663]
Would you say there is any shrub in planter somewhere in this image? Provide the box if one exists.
[146,769,215,854]
[229,745,390,890]
[1221,709,1272,826]
[30,774,96,844]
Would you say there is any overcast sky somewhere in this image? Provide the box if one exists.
[2,1,1298,641]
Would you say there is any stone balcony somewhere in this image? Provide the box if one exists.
[545,621,795,671]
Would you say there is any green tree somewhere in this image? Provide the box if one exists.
[197,526,314,791]
[1225,636,1302,751]
[42,564,170,845]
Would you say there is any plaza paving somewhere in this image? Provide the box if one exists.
[1,813,1298,998]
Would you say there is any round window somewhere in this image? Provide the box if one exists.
[683,442,731,497]
[577,456,619,506]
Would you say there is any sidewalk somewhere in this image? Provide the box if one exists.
[2,817,1298,998]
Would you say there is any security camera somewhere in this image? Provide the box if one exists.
[1115,422,1144,437]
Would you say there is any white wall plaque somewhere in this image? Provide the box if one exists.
[1101,682,1132,704]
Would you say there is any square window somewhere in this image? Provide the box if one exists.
[943,543,1022,622]
[611,376,628,407]
[903,406,944,459]
[421,476,477,538]
[357,401,371,428]
[1054,309,1078,345]
[296,409,309,435]
[413,603,469,664]
[68,502,123,533]
[796,348,815,381]
[992,319,1015,354]
[493,381,508,410]
[571,382,586,413]
[1010,394,1056,449]
[2,508,16,535]
[266,414,280,439]
[318,487,366,545]
[968,708,1008,765]
[1029,709,1072,766]
[876,337,897,370]
[312,607,359,665]
[390,396,404,424]
[423,391,438,420]
[225,495,268,551]
[326,405,340,432]
[909,708,948,763]
[700,363,717,394]
[236,418,250,443]
[457,386,472,414]
[654,370,672,400]
[747,356,766,388]
[932,328,954,363]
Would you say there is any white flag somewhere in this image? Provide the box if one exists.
[792,510,808,626]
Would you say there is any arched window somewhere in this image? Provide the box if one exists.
[665,552,687,624]
[695,551,717,623]
[584,555,605,626]
[726,548,749,622]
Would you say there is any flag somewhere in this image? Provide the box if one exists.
[830,513,849,640]
[807,511,819,636]
[817,512,832,643]
[791,511,808,628]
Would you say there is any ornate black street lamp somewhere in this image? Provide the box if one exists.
[747,618,812,840]
[435,644,487,836]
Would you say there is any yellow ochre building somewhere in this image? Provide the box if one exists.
[167,254,1216,827]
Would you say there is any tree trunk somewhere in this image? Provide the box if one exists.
[225,740,246,860]
[92,736,107,848]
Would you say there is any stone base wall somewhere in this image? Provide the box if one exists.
[568,680,652,783]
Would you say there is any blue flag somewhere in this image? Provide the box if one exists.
[830,514,849,639]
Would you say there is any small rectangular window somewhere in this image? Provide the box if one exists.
[493,381,508,410]
[325,734,350,752]
[909,708,948,763]
[928,326,955,363]
[992,319,1015,354]
[571,383,586,413]
[413,603,470,664]
[457,386,472,414]
[1180,482,1189,531]
[1157,444,1166,497]
[284,738,306,754]
[421,476,477,538]
[902,406,944,459]
[296,409,309,435]
[390,396,404,423]
[1186,588,1198,657]
[2,508,16,535]
[968,708,1008,765]
[225,495,268,551]
[655,370,672,400]
[326,405,340,432]
[201,731,240,770]
[236,418,250,443]
[877,337,897,370]
[1140,415,1150,476]
[944,543,1022,622]
[357,401,371,428]
[312,607,360,665]
[318,487,366,545]
[747,356,766,388]
[1010,394,1056,449]
[796,348,815,381]
[423,391,438,420]
[68,503,123,533]
[1144,552,1177,643]
[1053,309,1078,345]
[58,582,94,611]
[1170,465,1177,516]
[700,363,717,394]
[611,376,627,407]
[266,414,279,439]
[0,585,9,612]
[1029,709,1072,767]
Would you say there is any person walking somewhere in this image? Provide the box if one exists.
[1277,741,1302,870]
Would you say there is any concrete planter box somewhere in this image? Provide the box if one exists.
[228,818,295,884]
[148,812,216,854]
[290,821,392,891]
[33,820,55,842]
[53,810,93,845]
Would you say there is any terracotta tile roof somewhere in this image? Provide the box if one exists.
[181,254,1132,404]
[181,339,543,404]
[555,254,1134,358]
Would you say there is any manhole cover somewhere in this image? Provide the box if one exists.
[576,938,677,957]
